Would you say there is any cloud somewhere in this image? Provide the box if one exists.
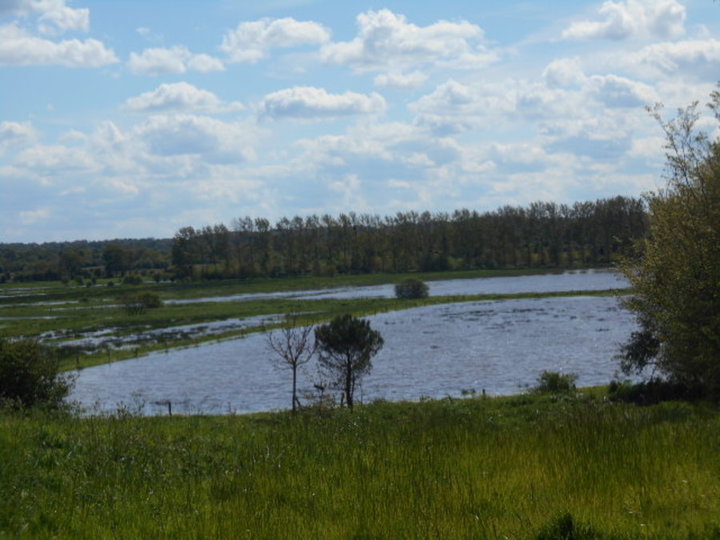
[321,9,494,72]
[19,208,51,225]
[220,17,330,63]
[0,22,117,66]
[15,144,95,172]
[293,121,465,186]
[625,39,720,80]
[562,0,686,41]
[373,71,428,89]
[2,0,89,34]
[33,0,90,34]
[587,74,658,107]
[258,86,386,120]
[543,58,585,88]
[135,114,256,163]
[0,121,38,148]
[124,82,243,113]
[409,79,514,134]
[128,46,224,76]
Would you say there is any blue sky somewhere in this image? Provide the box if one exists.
[1,0,719,242]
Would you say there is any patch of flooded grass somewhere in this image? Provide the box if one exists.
[1,267,631,372]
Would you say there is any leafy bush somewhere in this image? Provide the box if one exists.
[533,371,577,395]
[608,379,703,405]
[120,292,163,315]
[394,278,429,299]
[619,91,720,398]
[0,338,74,409]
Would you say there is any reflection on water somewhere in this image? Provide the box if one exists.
[71,295,636,416]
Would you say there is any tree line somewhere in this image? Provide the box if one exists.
[172,196,647,280]
[0,238,172,283]
[0,196,646,283]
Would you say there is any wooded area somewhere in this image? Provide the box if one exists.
[171,196,646,279]
[0,196,646,283]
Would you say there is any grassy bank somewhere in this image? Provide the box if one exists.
[1,394,718,538]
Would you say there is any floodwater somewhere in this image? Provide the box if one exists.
[70,294,636,416]
[166,268,628,304]
[55,315,278,350]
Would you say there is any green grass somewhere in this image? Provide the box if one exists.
[1,394,719,538]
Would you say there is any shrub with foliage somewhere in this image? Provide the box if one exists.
[0,338,74,409]
[533,370,577,395]
[620,87,720,399]
[120,292,163,315]
[394,278,429,299]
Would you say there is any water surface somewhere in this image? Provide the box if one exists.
[166,269,628,304]
[71,295,635,416]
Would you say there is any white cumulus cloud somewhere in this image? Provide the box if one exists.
[258,87,386,120]
[625,39,720,80]
[135,114,256,163]
[373,71,428,89]
[124,82,242,113]
[562,0,686,41]
[128,46,224,76]
[588,74,658,107]
[0,121,38,148]
[220,17,330,63]
[321,9,494,72]
[543,58,585,88]
[0,23,117,66]
[2,0,89,34]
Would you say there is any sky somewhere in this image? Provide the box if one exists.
[1,0,719,243]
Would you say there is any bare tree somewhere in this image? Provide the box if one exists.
[265,315,316,413]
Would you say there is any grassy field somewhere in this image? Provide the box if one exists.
[1,393,719,538]
[0,269,629,370]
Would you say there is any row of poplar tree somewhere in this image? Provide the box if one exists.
[171,196,647,279]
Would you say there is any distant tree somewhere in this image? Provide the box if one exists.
[314,314,384,409]
[102,244,128,277]
[394,278,429,299]
[171,226,198,279]
[57,249,84,280]
[265,315,316,414]
[620,88,720,398]
[0,338,74,409]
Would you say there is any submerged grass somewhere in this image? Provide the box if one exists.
[1,395,719,538]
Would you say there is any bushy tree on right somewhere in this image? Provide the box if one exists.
[620,87,720,398]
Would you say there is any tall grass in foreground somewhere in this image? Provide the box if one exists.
[1,395,719,538]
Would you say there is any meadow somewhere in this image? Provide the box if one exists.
[1,393,719,538]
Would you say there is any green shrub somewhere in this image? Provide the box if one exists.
[534,371,577,395]
[394,278,429,299]
[0,338,74,409]
[119,292,163,315]
[608,378,703,405]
